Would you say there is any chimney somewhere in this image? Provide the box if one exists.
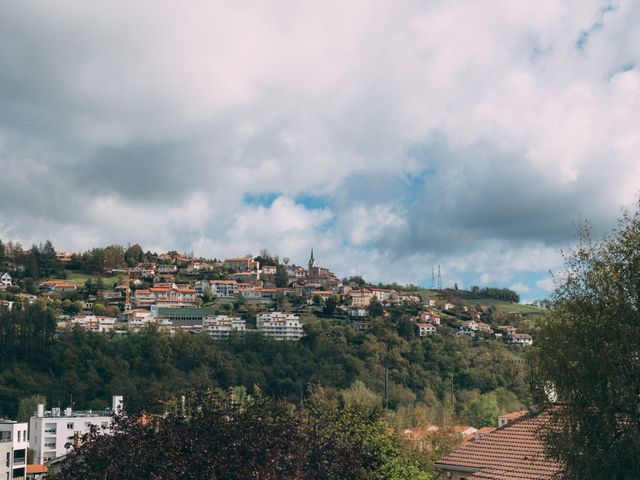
[112,395,123,414]
[37,404,44,418]
[65,407,72,417]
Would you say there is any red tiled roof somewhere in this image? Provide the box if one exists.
[435,413,560,480]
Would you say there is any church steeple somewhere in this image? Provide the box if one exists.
[308,248,316,271]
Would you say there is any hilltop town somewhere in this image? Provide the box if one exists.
[0,240,536,345]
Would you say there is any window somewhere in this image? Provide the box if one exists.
[17,431,20,442]
[5,452,9,467]
[67,422,74,430]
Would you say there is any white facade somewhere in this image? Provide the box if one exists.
[256,312,304,341]
[201,315,245,340]
[0,420,28,480]
[416,323,436,336]
[29,396,123,464]
[509,333,533,346]
[70,315,117,333]
[209,281,239,298]
[0,273,11,287]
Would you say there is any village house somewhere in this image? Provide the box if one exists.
[70,315,117,333]
[434,412,559,480]
[39,280,77,293]
[346,305,369,318]
[201,315,246,340]
[416,323,436,336]
[419,311,441,325]
[261,265,277,275]
[509,333,534,346]
[0,272,12,287]
[223,257,259,272]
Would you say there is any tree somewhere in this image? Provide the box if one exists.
[274,265,289,288]
[369,297,384,317]
[533,205,640,479]
[124,244,144,267]
[462,392,499,427]
[17,394,46,422]
[47,390,430,480]
[323,295,338,315]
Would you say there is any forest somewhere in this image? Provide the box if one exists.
[0,303,529,431]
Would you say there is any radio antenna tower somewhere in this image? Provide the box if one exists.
[437,265,442,290]
[431,267,436,290]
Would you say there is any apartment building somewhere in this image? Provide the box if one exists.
[256,312,304,341]
[201,315,246,340]
[29,396,123,464]
[0,420,28,480]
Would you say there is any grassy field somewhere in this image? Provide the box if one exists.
[56,271,120,287]
[459,298,544,315]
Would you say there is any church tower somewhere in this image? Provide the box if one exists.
[308,248,316,272]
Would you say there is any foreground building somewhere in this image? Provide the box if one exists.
[0,419,28,480]
[434,412,559,480]
[29,396,123,464]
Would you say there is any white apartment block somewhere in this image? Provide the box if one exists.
[201,315,245,340]
[29,396,123,464]
[70,315,116,333]
[0,420,28,480]
[256,312,304,341]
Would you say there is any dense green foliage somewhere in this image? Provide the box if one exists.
[48,390,430,480]
[533,207,640,479]
[0,310,527,425]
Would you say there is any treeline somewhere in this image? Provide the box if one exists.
[446,286,520,303]
[0,303,56,365]
[0,312,528,428]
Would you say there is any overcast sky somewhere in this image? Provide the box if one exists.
[1,0,639,301]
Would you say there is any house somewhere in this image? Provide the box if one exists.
[476,322,493,333]
[70,315,117,333]
[29,396,123,465]
[39,280,77,293]
[209,280,240,298]
[0,272,12,287]
[416,323,436,336]
[349,293,371,307]
[256,312,304,341]
[462,320,479,331]
[419,311,441,325]
[223,257,259,272]
[498,410,528,427]
[509,333,533,346]
[434,412,560,480]
[0,419,28,480]
[261,265,277,275]
[346,306,369,318]
[455,327,476,338]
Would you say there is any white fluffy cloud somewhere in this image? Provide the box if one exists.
[0,0,639,298]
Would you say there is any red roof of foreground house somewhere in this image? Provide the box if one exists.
[435,413,560,480]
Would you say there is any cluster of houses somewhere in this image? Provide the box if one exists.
[1,250,535,347]
[69,310,304,342]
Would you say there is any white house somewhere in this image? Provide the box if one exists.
[416,323,436,336]
[29,396,123,464]
[0,419,28,480]
[0,272,12,287]
[509,333,533,346]
[256,312,304,341]
[70,315,117,333]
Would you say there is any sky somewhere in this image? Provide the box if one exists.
[1,0,639,302]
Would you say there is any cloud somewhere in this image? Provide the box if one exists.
[0,0,639,294]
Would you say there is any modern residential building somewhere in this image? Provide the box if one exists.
[29,396,123,464]
[0,419,28,480]
[256,312,304,341]
[70,315,117,333]
[201,315,245,340]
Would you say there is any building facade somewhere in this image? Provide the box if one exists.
[29,396,123,464]
[256,312,304,341]
[0,420,28,480]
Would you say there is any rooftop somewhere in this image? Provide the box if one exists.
[435,413,560,480]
